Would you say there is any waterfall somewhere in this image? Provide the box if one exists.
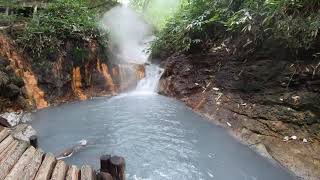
[100,5,163,95]
[135,64,164,94]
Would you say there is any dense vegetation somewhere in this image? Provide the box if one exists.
[151,0,320,60]
[130,0,181,29]
[1,0,117,71]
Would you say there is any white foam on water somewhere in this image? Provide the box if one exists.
[134,64,164,94]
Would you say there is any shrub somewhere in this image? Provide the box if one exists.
[152,0,320,59]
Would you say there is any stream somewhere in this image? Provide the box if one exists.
[30,64,295,180]
[30,5,295,179]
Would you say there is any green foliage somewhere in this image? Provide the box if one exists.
[14,0,111,71]
[129,0,182,29]
[152,0,320,58]
[0,14,19,26]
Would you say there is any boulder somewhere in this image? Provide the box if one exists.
[0,116,11,127]
[0,111,23,126]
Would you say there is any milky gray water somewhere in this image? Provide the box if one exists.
[30,94,295,180]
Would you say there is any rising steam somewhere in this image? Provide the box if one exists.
[99,5,153,64]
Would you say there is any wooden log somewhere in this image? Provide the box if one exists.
[0,128,9,142]
[109,156,125,180]
[21,149,44,180]
[4,146,36,180]
[66,165,80,180]
[100,155,112,173]
[98,172,113,180]
[50,160,68,180]
[0,142,28,180]
[81,165,96,180]
[0,140,18,163]
[34,153,57,180]
[30,135,38,148]
[0,135,13,154]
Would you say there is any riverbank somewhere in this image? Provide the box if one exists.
[159,53,320,179]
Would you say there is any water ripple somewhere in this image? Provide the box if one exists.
[30,95,295,180]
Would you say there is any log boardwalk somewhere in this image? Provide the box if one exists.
[0,125,124,180]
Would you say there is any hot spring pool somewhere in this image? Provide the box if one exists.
[30,94,295,180]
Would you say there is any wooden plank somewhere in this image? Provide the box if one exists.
[4,146,36,180]
[21,149,44,180]
[34,153,57,180]
[0,136,13,154]
[50,160,68,180]
[66,165,80,180]
[0,128,9,143]
[0,142,28,180]
[81,165,96,180]
[0,140,17,163]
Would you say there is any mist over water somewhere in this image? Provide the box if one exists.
[99,5,153,64]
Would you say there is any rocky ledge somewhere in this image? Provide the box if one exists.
[159,54,320,180]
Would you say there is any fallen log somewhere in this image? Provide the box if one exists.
[34,153,56,180]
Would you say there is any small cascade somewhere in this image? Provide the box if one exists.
[134,64,164,94]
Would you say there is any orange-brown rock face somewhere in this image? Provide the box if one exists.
[0,34,48,109]
[0,33,146,110]
[111,64,145,91]
[96,58,116,95]
[71,67,87,101]
[23,71,48,109]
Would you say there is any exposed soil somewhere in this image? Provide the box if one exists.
[0,33,145,112]
[159,52,320,179]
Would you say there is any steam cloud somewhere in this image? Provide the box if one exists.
[99,6,153,64]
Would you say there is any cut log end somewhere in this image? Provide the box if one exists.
[100,154,112,173]
[110,156,125,180]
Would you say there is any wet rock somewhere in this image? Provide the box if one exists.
[159,54,320,179]
[12,123,37,142]
[0,111,23,126]
[253,143,273,160]
[0,116,11,127]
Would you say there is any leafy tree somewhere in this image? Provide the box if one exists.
[152,0,320,59]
